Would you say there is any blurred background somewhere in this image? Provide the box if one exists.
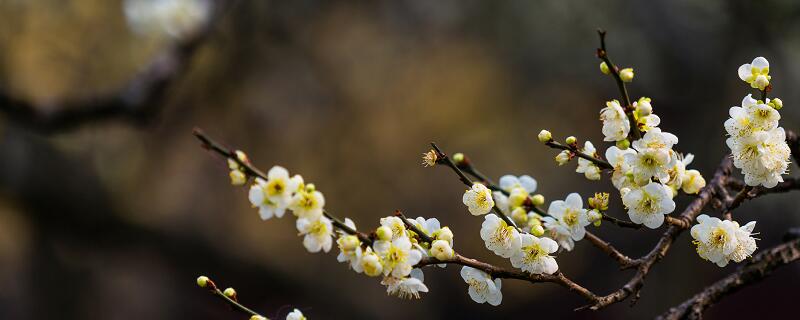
[0,0,799,319]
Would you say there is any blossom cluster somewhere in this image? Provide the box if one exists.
[726,57,790,187]
[691,215,757,267]
[542,78,706,230]
[244,165,462,300]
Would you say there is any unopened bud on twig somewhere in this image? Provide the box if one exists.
[565,136,577,146]
[599,61,610,75]
[223,287,237,299]
[197,276,210,288]
[616,139,630,150]
[376,226,393,241]
[452,153,465,165]
[620,68,634,82]
[538,130,552,143]
[229,170,246,186]
[530,194,545,207]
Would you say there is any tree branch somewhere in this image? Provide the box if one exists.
[658,235,800,320]
[0,0,235,133]
[545,140,614,170]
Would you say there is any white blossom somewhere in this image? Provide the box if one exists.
[248,166,303,220]
[480,214,521,258]
[460,266,502,306]
[289,188,325,220]
[463,183,495,216]
[621,182,676,229]
[691,215,757,267]
[727,127,790,187]
[510,234,559,275]
[546,193,590,241]
[681,169,706,194]
[606,146,637,190]
[380,216,408,241]
[737,57,771,90]
[382,268,428,299]
[296,215,333,253]
[542,216,574,251]
[499,175,538,194]
[600,100,631,141]
[373,236,422,278]
[286,308,306,320]
[576,141,601,180]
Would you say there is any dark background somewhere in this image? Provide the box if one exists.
[0,0,799,319]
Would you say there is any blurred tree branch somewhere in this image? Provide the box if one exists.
[658,230,800,320]
[0,0,235,133]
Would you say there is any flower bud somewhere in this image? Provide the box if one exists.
[197,276,210,288]
[599,61,610,75]
[235,150,248,163]
[635,97,652,116]
[452,153,465,165]
[511,207,528,225]
[434,226,454,243]
[376,226,393,241]
[681,169,706,194]
[305,183,316,192]
[565,136,577,145]
[229,170,246,186]
[361,252,383,277]
[430,239,455,260]
[223,287,237,298]
[530,194,545,206]
[588,209,603,223]
[530,224,545,237]
[616,139,630,150]
[227,158,240,170]
[538,130,552,143]
[555,150,571,166]
[620,68,634,82]
[754,75,769,90]
[769,98,783,110]
[593,219,602,227]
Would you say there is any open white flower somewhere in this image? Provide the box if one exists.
[541,216,575,251]
[606,146,637,190]
[510,234,559,275]
[296,215,333,253]
[499,175,538,194]
[289,188,325,220]
[286,308,306,320]
[621,182,675,229]
[373,236,422,278]
[690,215,755,267]
[380,216,408,241]
[361,248,383,277]
[409,216,441,239]
[382,268,428,299]
[576,141,601,181]
[463,183,495,216]
[738,57,771,90]
[632,127,679,151]
[600,100,631,141]
[547,193,590,241]
[624,148,672,185]
[460,266,502,306]
[249,178,284,220]
[729,221,758,263]
[727,127,790,187]
[480,214,521,258]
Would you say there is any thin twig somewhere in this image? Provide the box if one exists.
[596,29,641,141]
[198,276,267,319]
[544,140,614,170]
[193,128,372,244]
